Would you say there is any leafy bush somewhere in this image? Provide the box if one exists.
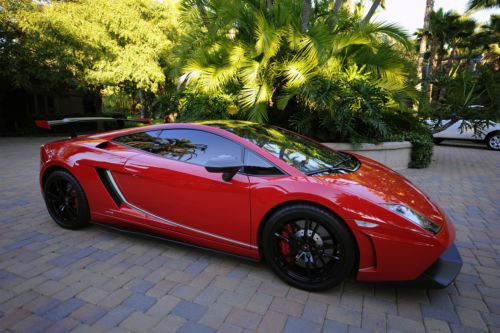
[172,91,242,122]
[289,74,392,143]
[396,130,434,169]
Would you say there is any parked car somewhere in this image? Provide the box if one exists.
[425,117,500,150]
[36,118,462,290]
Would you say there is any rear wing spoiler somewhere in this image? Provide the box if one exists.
[35,117,151,138]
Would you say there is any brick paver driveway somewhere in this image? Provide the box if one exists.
[1,137,499,333]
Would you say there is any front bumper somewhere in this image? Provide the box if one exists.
[413,243,463,289]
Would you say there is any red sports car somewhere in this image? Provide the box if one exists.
[37,118,462,290]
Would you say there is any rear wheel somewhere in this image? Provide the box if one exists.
[486,132,500,150]
[43,170,89,229]
[262,204,356,291]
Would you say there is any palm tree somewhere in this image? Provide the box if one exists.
[417,0,434,90]
[363,0,386,24]
[467,0,499,11]
[178,0,415,122]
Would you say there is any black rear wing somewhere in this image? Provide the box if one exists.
[35,117,151,138]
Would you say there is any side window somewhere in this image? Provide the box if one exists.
[243,149,283,176]
[155,129,243,166]
[114,131,161,152]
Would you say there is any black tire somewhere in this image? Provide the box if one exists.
[485,132,500,150]
[262,204,356,291]
[43,170,90,229]
[433,138,444,144]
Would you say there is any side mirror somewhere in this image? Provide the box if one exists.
[205,155,243,182]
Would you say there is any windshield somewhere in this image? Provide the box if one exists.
[201,121,358,174]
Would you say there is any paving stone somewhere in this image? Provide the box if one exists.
[44,297,84,321]
[218,290,251,309]
[100,289,133,309]
[145,294,180,318]
[151,314,186,333]
[302,300,327,324]
[94,305,135,329]
[326,305,362,327]
[283,316,322,333]
[217,322,244,333]
[258,310,288,332]
[245,292,273,314]
[169,283,202,301]
[387,314,425,333]
[225,308,262,330]
[323,319,349,333]
[171,300,208,321]
[45,317,79,333]
[199,302,232,329]
[77,286,109,304]
[71,303,108,325]
[122,293,157,312]
[177,321,216,333]
[456,306,488,331]
[421,303,460,324]
[120,311,159,332]
[10,314,53,333]
[361,310,386,332]
[424,317,452,333]
[270,297,304,317]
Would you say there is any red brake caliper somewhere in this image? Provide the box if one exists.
[71,189,79,208]
[280,224,294,264]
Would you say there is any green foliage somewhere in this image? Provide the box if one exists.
[430,65,500,136]
[177,0,417,123]
[289,69,392,143]
[4,0,180,92]
[175,92,238,122]
[405,131,434,169]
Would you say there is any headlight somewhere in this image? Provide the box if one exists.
[382,204,441,235]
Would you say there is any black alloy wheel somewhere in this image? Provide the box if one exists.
[262,204,356,291]
[43,170,89,229]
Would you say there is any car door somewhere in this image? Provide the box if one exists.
[110,128,253,248]
[435,120,476,140]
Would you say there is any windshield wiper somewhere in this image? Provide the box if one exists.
[305,166,353,176]
[305,153,358,176]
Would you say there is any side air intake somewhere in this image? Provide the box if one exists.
[96,168,123,207]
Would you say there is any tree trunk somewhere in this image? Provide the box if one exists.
[332,0,343,13]
[139,90,145,119]
[436,42,445,71]
[329,0,343,29]
[301,0,312,31]
[362,0,381,23]
[427,34,438,102]
[416,0,434,91]
[266,0,273,9]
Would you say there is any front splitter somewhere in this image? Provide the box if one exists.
[413,243,463,289]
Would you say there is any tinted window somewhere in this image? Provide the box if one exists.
[114,131,161,152]
[202,122,351,174]
[243,150,283,175]
[154,129,243,166]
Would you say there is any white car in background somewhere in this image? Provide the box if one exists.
[425,118,500,150]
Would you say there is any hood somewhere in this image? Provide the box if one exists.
[317,155,445,225]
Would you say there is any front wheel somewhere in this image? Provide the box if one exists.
[262,204,356,291]
[43,170,90,229]
[486,132,500,150]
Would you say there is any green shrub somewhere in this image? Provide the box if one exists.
[406,132,434,169]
